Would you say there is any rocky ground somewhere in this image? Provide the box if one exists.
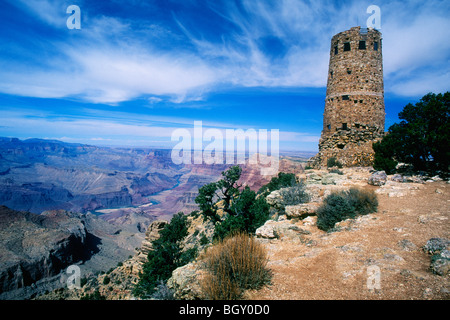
[36,167,449,300]
[249,168,449,300]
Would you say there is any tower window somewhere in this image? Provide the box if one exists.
[347,69,352,74]
[327,124,331,130]
[359,40,366,50]
[330,71,333,78]
[342,95,349,100]
[344,42,351,51]
[342,123,348,130]
[334,45,338,55]
[374,41,379,51]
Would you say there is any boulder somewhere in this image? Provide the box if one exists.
[302,216,317,226]
[265,190,284,210]
[167,262,204,300]
[285,203,320,219]
[430,252,450,276]
[255,221,278,239]
[391,174,405,183]
[423,238,450,276]
[423,238,450,254]
[368,171,387,186]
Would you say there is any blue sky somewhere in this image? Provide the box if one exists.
[0,0,449,152]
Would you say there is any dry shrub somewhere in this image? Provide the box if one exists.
[200,232,272,300]
[316,187,378,231]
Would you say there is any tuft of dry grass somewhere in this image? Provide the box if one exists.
[200,232,272,300]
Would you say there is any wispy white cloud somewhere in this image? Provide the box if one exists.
[0,0,448,105]
[381,0,450,97]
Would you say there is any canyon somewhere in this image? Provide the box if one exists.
[0,137,308,299]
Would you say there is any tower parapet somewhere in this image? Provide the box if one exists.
[310,26,385,168]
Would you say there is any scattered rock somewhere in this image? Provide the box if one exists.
[423,288,433,299]
[285,203,320,219]
[368,171,387,186]
[388,190,407,197]
[430,254,450,276]
[423,238,450,276]
[302,216,317,226]
[255,221,278,239]
[166,262,204,300]
[398,239,417,252]
[391,174,405,183]
[423,238,450,254]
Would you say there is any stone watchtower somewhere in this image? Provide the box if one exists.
[310,26,385,168]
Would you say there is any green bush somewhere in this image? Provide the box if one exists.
[258,172,297,196]
[316,188,378,231]
[80,289,106,300]
[214,186,269,241]
[278,182,310,207]
[327,157,343,168]
[195,166,271,241]
[133,212,196,298]
[373,92,449,176]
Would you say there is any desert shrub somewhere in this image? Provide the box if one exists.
[196,166,271,241]
[329,168,344,175]
[201,232,272,300]
[213,187,269,241]
[80,289,106,300]
[278,182,310,206]
[133,212,195,298]
[258,172,297,196]
[345,188,378,216]
[316,188,378,231]
[327,157,343,168]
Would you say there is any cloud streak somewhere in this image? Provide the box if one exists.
[0,108,318,151]
[0,0,448,105]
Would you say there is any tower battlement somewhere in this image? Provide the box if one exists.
[310,26,386,168]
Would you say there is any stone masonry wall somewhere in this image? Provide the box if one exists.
[310,26,385,168]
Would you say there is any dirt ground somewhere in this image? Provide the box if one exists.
[249,180,449,300]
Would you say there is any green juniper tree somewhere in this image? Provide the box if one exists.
[373,92,449,176]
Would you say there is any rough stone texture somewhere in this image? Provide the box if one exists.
[310,26,385,168]
[422,238,450,277]
[166,262,205,300]
[256,220,279,239]
[423,238,450,255]
[135,220,167,264]
[285,203,320,218]
[430,254,450,276]
[368,171,387,186]
[0,206,88,300]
